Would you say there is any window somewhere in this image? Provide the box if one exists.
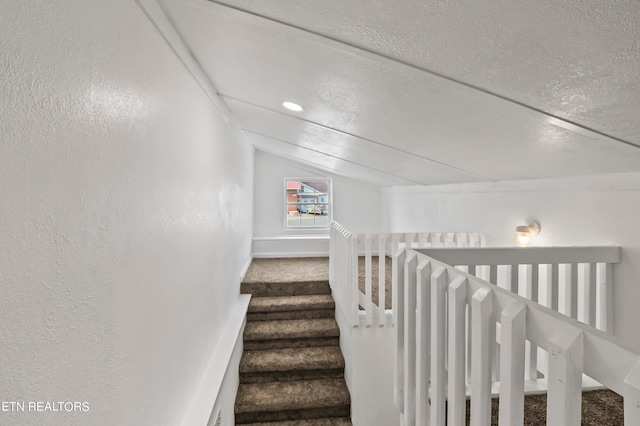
[284,178,332,229]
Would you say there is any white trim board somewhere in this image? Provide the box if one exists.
[240,255,254,282]
[180,294,251,426]
[253,235,330,241]
[252,235,330,258]
[134,0,240,133]
[253,252,330,258]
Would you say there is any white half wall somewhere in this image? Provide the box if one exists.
[382,172,640,352]
[253,151,382,256]
[336,308,399,426]
[1,2,253,425]
[206,339,243,426]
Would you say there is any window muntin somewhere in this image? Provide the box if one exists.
[285,178,332,229]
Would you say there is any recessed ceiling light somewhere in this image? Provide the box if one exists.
[282,101,304,112]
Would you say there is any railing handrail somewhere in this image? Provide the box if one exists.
[410,249,636,393]
[396,248,640,425]
[330,221,487,329]
[417,246,621,266]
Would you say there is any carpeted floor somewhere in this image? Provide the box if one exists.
[244,257,330,284]
[466,389,624,425]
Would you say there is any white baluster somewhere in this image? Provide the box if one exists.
[577,263,591,325]
[470,286,494,426]
[392,234,401,257]
[550,263,559,312]
[393,249,406,410]
[489,264,498,285]
[509,264,519,294]
[365,234,373,327]
[416,260,432,425]
[405,233,415,249]
[455,232,469,247]
[379,234,387,326]
[418,232,427,248]
[570,263,578,319]
[558,263,572,317]
[351,234,359,326]
[521,264,538,381]
[448,276,468,426]
[588,262,597,327]
[403,252,418,425]
[596,262,613,333]
[498,301,526,426]
[467,264,476,385]
[430,267,448,426]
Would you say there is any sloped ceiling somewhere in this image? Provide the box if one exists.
[161,0,640,186]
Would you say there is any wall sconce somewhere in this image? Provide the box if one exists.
[515,221,541,247]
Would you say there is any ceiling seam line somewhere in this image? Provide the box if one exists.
[137,0,241,133]
[243,129,426,185]
[220,94,493,181]
[207,0,640,151]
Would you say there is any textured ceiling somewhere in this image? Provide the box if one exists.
[162,0,640,186]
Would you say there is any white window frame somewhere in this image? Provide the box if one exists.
[283,177,333,230]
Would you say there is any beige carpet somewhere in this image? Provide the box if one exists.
[465,389,624,425]
[244,257,329,284]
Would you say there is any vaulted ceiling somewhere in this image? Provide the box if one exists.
[162,0,640,186]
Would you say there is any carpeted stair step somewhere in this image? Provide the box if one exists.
[242,280,331,298]
[235,378,351,424]
[248,295,335,321]
[242,418,352,425]
[240,346,345,383]
[244,336,340,351]
[237,258,351,424]
[243,318,340,350]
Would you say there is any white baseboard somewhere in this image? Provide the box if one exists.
[252,235,330,258]
[240,255,254,281]
[253,252,329,258]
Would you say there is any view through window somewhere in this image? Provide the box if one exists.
[285,178,331,229]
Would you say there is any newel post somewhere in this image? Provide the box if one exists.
[498,301,526,426]
[547,328,583,426]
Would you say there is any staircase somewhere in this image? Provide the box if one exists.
[235,258,352,425]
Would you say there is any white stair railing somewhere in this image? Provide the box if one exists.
[419,247,618,333]
[395,247,638,426]
[329,221,485,328]
[329,222,359,327]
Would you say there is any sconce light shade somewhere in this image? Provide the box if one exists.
[515,221,541,247]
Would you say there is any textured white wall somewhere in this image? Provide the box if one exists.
[254,150,382,236]
[382,172,640,352]
[0,2,253,425]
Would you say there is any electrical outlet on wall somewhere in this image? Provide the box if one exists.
[213,408,222,426]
